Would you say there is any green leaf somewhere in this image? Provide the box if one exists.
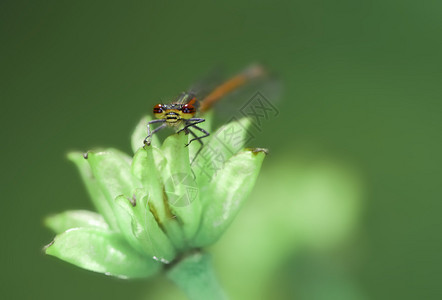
[132,145,167,181]
[192,117,253,191]
[131,115,160,153]
[45,210,109,234]
[131,146,186,250]
[191,149,266,247]
[45,228,161,279]
[161,132,202,242]
[114,189,177,262]
[112,194,146,255]
[86,149,141,222]
[67,152,119,231]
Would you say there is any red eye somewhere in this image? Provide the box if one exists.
[181,103,195,114]
[153,104,163,114]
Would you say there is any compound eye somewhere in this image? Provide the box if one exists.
[181,103,196,115]
[153,103,163,114]
[153,104,165,118]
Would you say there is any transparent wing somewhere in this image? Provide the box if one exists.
[202,68,283,127]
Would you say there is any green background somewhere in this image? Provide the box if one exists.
[1,0,441,299]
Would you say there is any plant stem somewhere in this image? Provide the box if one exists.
[167,251,227,300]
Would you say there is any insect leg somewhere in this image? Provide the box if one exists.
[177,118,205,134]
[186,124,210,146]
[144,119,166,145]
[187,124,211,165]
[185,126,205,165]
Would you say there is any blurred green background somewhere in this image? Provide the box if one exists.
[1,0,441,299]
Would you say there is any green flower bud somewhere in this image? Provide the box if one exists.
[44,114,267,279]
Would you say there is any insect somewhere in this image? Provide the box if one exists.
[143,64,267,156]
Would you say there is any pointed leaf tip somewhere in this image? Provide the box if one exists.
[67,151,120,231]
[45,228,161,279]
[45,210,109,234]
[191,149,266,247]
[131,115,160,153]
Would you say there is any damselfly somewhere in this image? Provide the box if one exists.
[143,64,268,158]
